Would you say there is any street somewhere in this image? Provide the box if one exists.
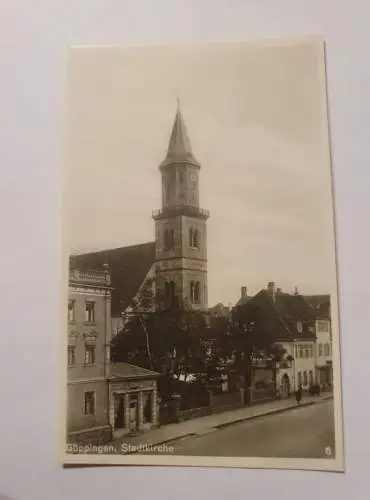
[167,400,335,459]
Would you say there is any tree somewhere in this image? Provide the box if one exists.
[111,304,208,382]
[225,301,277,391]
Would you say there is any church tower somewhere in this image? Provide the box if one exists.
[152,101,209,311]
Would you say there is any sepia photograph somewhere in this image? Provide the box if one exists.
[61,38,344,471]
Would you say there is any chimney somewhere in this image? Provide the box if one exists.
[267,282,276,303]
[241,286,247,299]
[276,288,282,293]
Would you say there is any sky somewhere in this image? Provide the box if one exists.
[65,39,338,307]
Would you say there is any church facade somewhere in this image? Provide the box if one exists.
[152,102,210,311]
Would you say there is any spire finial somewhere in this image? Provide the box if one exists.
[176,89,180,110]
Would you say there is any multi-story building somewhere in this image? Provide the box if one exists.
[233,282,318,397]
[67,264,159,445]
[67,265,113,444]
[305,294,332,388]
[233,283,333,398]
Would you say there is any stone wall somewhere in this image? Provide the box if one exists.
[67,425,112,446]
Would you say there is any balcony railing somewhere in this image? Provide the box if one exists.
[69,268,111,286]
[152,205,210,220]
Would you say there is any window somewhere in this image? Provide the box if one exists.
[84,391,95,415]
[309,370,313,385]
[67,346,75,366]
[296,321,303,334]
[319,343,323,357]
[324,343,330,357]
[189,228,199,249]
[164,228,175,250]
[84,345,95,365]
[294,345,298,358]
[68,300,75,321]
[297,372,302,386]
[190,281,201,303]
[318,320,329,332]
[165,281,175,305]
[85,302,95,323]
[303,371,308,386]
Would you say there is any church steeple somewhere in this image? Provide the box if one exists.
[153,100,209,312]
[160,102,200,169]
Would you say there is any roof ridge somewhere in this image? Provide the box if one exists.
[71,241,155,257]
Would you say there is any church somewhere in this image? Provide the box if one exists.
[70,100,210,328]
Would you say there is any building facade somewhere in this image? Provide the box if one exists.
[67,265,113,444]
[152,102,209,311]
[67,264,160,445]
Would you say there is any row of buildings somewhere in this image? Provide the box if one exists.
[66,102,333,445]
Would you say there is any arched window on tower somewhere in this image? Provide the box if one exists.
[165,281,175,306]
[170,229,175,249]
[195,281,200,303]
[190,281,195,303]
[164,228,175,250]
[193,229,199,248]
[189,228,200,249]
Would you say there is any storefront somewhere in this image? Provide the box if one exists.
[108,362,160,438]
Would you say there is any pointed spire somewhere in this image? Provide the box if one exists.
[160,100,200,169]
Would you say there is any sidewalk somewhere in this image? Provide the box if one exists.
[113,392,333,453]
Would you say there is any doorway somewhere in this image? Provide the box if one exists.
[281,374,290,399]
[114,394,125,430]
[129,394,139,433]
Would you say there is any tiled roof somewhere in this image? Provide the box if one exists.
[160,103,200,169]
[304,295,331,320]
[235,295,253,307]
[234,289,316,341]
[208,302,230,317]
[69,242,155,317]
[108,362,159,380]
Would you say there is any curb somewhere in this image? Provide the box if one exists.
[122,395,334,452]
[214,401,314,430]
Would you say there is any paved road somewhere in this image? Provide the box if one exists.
[168,400,335,459]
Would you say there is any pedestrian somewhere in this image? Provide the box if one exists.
[295,385,302,405]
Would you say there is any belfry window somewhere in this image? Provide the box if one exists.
[190,281,201,303]
[189,228,199,248]
[164,228,175,250]
[165,281,175,305]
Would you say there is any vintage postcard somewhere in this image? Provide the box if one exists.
[61,38,344,471]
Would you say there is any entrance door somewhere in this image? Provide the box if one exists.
[114,394,125,430]
[281,374,290,399]
[129,394,139,433]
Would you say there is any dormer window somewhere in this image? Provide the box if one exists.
[297,321,303,334]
